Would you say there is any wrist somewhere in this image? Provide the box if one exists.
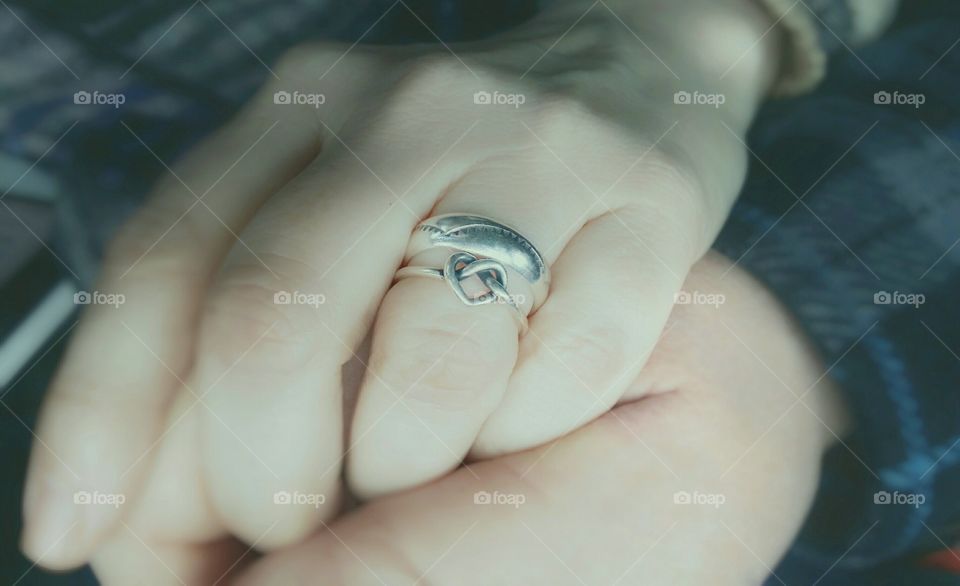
[535,0,783,130]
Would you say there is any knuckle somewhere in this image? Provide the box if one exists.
[601,143,710,264]
[398,54,472,92]
[379,54,475,120]
[199,270,322,374]
[526,94,592,140]
[274,41,348,78]
[268,42,384,119]
[101,206,205,284]
[325,54,474,145]
[274,44,312,76]
[622,142,712,249]
[374,326,501,413]
[621,189,707,266]
[637,148,706,209]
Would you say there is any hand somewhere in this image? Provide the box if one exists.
[22,0,783,571]
[203,253,849,585]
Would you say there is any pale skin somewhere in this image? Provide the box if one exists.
[103,253,847,584]
[230,252,848,586]
[18,0,817,582]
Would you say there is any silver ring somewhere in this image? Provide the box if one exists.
[395,214,551,332]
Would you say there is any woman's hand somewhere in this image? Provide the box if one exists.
[102,252,847,585]
[22,0,783,571]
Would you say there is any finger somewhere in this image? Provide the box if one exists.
[91,531,247,586]
[86,330,372,586]
[195,119,473,547]
[473,204,692,458]
[345,276,518,499]
[346,159,595,499]
[239,389,818,586]
[85,384,244,584]
[21,85,320,569]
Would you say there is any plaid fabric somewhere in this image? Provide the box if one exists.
[803,0,854,54]
[2,0,356,282]
[0,0,859,276]
[714,2,960,583]
[0,0,535,281]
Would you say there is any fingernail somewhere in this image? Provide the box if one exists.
[21,477,81,563]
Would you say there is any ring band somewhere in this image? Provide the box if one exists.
[395,259,529,332]
[394,214,550,332]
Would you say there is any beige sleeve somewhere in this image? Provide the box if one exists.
[758,0,901,95]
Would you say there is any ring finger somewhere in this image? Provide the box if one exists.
[347,153,598,498]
